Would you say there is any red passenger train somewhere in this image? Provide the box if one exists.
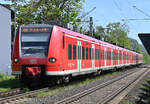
[12,24,143,87]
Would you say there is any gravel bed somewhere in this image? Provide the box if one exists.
[24,67,142,104]
[119,70,150,104]
[71,68,146,104]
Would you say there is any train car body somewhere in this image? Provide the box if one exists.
[12,24,143,86]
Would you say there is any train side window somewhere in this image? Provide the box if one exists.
[92,48,94,59]
[102,50,103,60]
[82,46,85,60]
[110,51,111,60]
[98,49,100,60]
[73,45,76,59]
[116,52,118,60]
[106,51,108,60]
[114,52,115,60]
[86,47,89,59]
[108,51,109,60]
[106,50,107,60]
[68,44,72,60]
[95,49,97,60]
[103,50,104,60]
[111,51,113,60]
[89,48,91,60]
[109,51,110,60]
[101,50,103,60]
[78,46,81,59]
[63,36,65,48]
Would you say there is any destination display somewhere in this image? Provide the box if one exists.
[22,27,50,32]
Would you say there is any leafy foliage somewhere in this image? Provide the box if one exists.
[106,22,130,48]
[0,73,20,91]
[142,52,150,63]
[13,0,85,26]
[95,22,130,48]
[136,78,150,104]
[95,25,105,40]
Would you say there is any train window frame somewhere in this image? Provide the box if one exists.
[68,44,72,60]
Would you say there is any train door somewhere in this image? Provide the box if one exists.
[77,41,81,72]
[92,44,95,70]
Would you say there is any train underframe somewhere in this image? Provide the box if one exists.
[20,66,72,89]
[19,63,141,89]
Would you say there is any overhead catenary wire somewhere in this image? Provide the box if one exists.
[112,0,139,34]
[133,6,150,18]
[126,0,142,34]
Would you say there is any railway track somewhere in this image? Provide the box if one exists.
[55,68,149,104]
[0,88,49,104]
[0,88,22,98]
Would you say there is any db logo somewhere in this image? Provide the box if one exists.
[30,59,37,64]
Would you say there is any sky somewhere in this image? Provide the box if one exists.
[83,0,150,44]
[0,0,150,44]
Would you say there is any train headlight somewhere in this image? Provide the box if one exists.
[49,58,56,63]
[14,58,19,63]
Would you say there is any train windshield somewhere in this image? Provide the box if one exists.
[21,27,53,58]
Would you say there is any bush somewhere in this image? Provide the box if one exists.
[0,72,20,91]
[136,78,150,104]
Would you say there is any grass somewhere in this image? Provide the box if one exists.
[120,99,135,104]
[0,73,20,91]
[37,71,121,98]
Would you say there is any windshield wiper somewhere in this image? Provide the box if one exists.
[24,48,37,54]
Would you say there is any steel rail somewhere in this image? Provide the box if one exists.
[55,68,144,104]
[99,69,149,104]
[0,88,48,104]
[0,88,22,98]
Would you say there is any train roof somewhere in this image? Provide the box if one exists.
[56,25,142,55]
[56,25,142,54]
[20,24,142,55]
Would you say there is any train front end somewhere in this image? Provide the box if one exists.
[12,24,53,87]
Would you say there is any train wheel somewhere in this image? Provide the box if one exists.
[56,78,63,85]
[97,70,101,75]
[112,67,117,72]
[63,76,70,83]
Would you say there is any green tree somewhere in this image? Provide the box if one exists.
[95,25,105,40]
[14,0,85,25]
[106,22,130,48]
